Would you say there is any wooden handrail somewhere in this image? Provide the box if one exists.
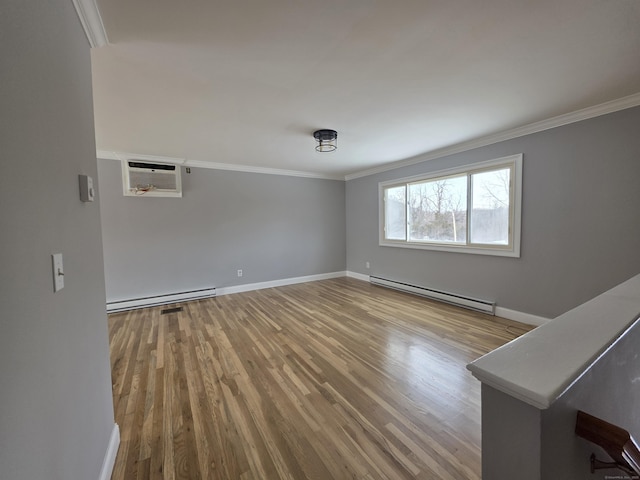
[575,410,640,475]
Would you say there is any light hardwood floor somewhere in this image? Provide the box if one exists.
[108,277,533,480]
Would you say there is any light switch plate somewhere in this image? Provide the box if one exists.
[52,253,64,292]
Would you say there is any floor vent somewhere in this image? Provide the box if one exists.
[107,287,216,313]
[161,307,183,315]
[369,276,495,315]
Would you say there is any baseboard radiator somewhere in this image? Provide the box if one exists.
[106,287,217,313]
[369,276,495,315]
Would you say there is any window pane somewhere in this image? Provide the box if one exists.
[408,176,467,243]
[470,168,510,245]
[384,186,406,240]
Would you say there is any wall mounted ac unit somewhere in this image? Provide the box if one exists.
[122,160,182,197]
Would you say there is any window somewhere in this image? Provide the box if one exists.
[379,154,522,257]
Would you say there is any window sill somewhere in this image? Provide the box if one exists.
[379,240,520,257]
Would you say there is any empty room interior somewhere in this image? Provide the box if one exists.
[3,1,640,479]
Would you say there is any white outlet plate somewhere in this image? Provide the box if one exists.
[237,269,243,277]
[52,253,64,292]
[366,262,370,269]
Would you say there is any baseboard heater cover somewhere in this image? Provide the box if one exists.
[106,287,216,313]
[369,276,495,315]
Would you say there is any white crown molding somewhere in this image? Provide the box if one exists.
[184,159,343,180]
[345,92,640,180]
[71,0,108,48]
[96,150,344,180]
[98,150,186,165]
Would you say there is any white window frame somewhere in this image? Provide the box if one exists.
[379,154,522,257]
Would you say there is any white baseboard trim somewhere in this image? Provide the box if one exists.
[98,423,120,480]
[346,271,370,282]
[495,306,550,327]
[216,271,346,296]
[104,270,550,327]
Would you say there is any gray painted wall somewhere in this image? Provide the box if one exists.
[0,1,115,479]
[346,106,640,318]
[97,161,346,302]
[481,385,541,480]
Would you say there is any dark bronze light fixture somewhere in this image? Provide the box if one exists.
[313,129,338,152]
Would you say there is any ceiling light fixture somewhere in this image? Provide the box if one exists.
[313,129,338,152]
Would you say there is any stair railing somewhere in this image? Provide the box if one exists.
[575,410,640,476]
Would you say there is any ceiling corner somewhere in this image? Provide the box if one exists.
[71,0,108,48]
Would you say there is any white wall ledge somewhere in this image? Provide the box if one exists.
[467,274,640,409]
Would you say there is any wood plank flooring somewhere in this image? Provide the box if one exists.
[108,277,534,480]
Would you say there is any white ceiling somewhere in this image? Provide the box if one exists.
[91,0,640,179]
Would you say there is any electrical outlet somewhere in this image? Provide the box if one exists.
[366,261,370,269]
[237,269,243,277]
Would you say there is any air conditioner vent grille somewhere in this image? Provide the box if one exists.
[122,160,182,197]
[129,170,177,190]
